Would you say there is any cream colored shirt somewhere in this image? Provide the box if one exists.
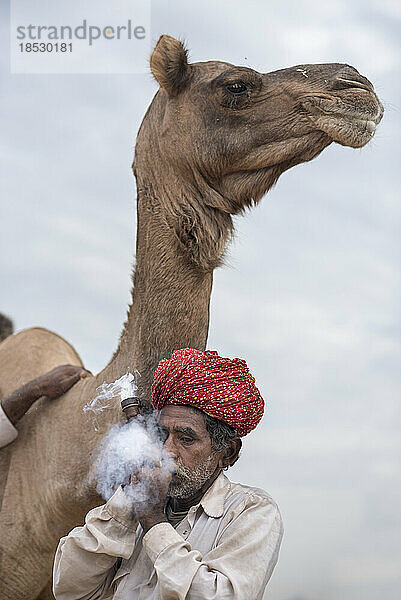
[53,472,283,600]
[0,403,18,448]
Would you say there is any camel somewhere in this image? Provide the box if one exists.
[0,36,382,599]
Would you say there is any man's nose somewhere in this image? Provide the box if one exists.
[163,435,178,459]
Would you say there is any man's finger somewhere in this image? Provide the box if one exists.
[63,372,84,388]
[45,373,83,397]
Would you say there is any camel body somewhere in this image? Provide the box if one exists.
[0,328,132,598]
[0,36,383,599]
[0,329,90,597]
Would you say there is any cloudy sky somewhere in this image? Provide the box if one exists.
[1,1,400,599]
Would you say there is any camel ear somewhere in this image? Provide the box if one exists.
[150,35,191,96]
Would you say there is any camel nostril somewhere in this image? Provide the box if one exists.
[333,75,373,92]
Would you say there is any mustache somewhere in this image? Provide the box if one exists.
[173,463,191,480]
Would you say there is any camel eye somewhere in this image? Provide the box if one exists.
[226,82,248,95]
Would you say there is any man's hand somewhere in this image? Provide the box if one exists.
[129,463,172,534]
[35,365,91,399]
[1,365,91,427]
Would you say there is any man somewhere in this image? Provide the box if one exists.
[0,313,13,343]
[0,364,90,448]
[53,348,283,599]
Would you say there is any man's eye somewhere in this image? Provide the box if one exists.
[180,436,194,445]
[225,82,248,95]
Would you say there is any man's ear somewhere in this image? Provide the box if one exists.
[150,35,191,96]
[219,438,242,469]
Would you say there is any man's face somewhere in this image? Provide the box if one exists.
[159,405,223,500]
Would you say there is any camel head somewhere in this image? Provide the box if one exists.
[135,35,383,214]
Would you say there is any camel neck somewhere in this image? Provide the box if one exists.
[99,182,223,404]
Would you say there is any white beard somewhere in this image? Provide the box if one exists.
[168,456,217,500]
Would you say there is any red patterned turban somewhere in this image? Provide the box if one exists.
[151,348,264,437]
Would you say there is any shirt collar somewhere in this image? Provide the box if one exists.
[199,471,231,518]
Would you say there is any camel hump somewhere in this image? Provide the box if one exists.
[0,326,85,396]
[0,314,13,343]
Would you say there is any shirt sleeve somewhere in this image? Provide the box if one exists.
[142,494,283,600]
[53,487,138,600]
[0,403,18,448]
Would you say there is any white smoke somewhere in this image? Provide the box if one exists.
[84,372,139,414]
[85,373,176,505]
[91,413,176,504]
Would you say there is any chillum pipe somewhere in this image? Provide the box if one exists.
[121,397,141,421]
[120,398,165,475]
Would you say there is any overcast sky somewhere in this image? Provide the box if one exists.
[1,1,400,599]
